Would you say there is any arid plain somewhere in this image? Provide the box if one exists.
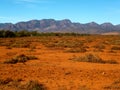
[0,35,120,90]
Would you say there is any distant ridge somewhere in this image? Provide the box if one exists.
[0,19,120,34]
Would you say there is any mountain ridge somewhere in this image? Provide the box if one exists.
[0,19,120,34]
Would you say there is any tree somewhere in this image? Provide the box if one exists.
[16,30,30,37]
[0,30,15,37]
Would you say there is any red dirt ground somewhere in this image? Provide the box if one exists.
[0,36,120,90]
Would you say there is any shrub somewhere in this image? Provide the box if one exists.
[6,46,12,49]
[105,60,118,64]
[4,59,18,64]
[4,54,38,64]
[109,40,120,45]
[66,47,87,53]
[0,30,16,38]
[93,44,105,52]
[93,44,105,49]
[29,45,36,52]
[70,53,105,63]
[16,30,31,37]
[28,56,38,60]
[11,42,30,48]
[70,53,118,64]
[45,40,85,49]
[0,78,46,90]
[22,80,46,90]
[15,54,30,63]
[0,78,13,85]
[111,46,120,50]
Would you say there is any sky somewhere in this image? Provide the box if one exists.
[0,0,120,25]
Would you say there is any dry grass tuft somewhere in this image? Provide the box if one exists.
[4,54,38,64]
[70,53,118,64]
[0,78,46,90]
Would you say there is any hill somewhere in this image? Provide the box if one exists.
[0,19,120,34]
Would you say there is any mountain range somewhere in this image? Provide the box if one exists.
[0,19,120,34]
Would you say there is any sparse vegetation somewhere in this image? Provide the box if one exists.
[4,54,38,64]
[21,80,47,90]
[0,78,13,85]
[111,46,120,50]
[70,53,118,64]
[0,34,120,90]
[109,40,120,45]
[45,40,85,48]
[104,79,120,89]
[93,44,105,52]
[10,41,30,48]
[93,44,105,50]
[70,53,106,63]
[0,30,90,38]
[0,78,46,90]
[105,60,118,64]
[66,47,87,53]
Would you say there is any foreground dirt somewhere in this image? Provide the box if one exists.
[0,36,120,90]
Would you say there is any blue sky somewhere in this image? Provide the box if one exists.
[0,0,120,25]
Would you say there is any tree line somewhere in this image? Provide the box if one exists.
[0,30,90,38]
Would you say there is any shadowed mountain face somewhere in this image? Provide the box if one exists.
[0,19,120,34]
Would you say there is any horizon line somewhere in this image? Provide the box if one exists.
[0,18,119,25]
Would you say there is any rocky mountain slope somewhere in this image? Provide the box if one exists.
[0,19,120,34]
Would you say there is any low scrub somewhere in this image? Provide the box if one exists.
[93,44,105,49]
[70,53,105,63]
[4,54,38,64]
[0,78,46,90]
[44,40,85,48]
[21,80,46,90]
[111,46,120,50]
[10,41,31,48]
[0,78,13,85]
[93,44,105,52]
[70,53,118,64]
[104,79,120,89]
[105,60,118,64]
[66,47,87,53]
